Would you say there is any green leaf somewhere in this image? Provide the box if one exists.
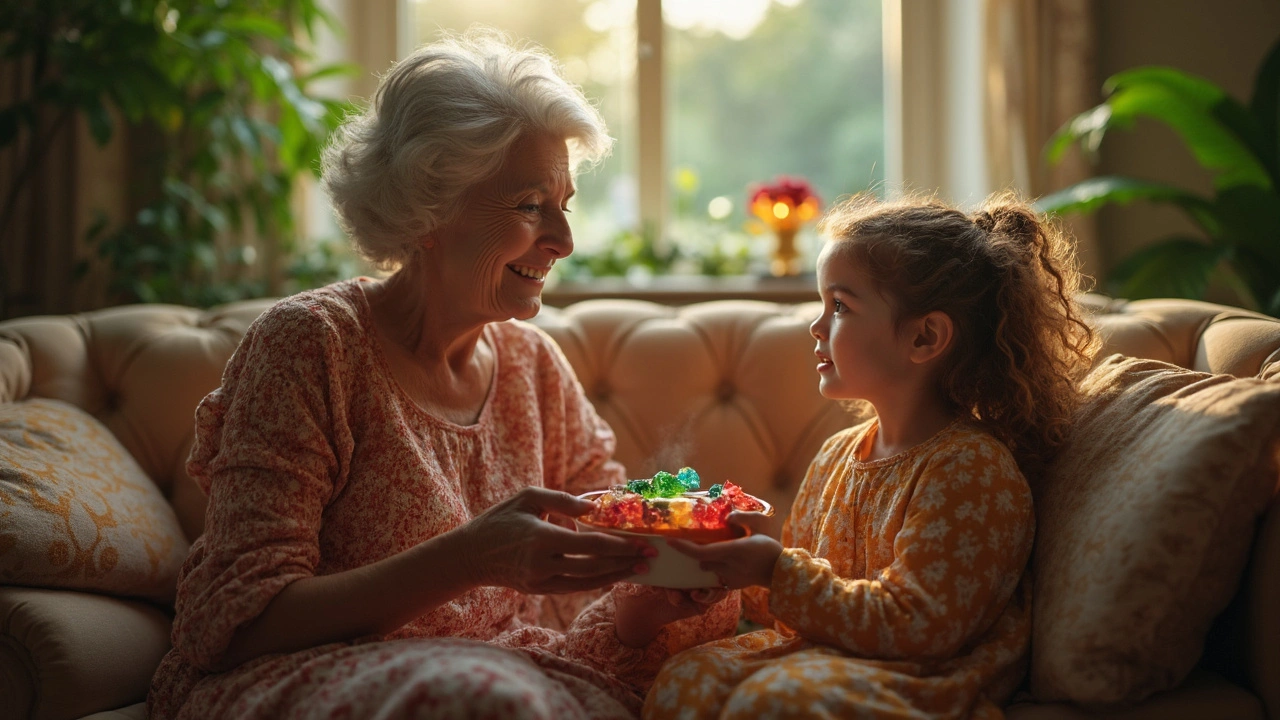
[1107,237,1228,300]
[1214,185,1280,268]
[300,62,362,85]
[1111,67,1274,187]
[1046,105,1114,163]
[261,56,327,132]
[1034,175,1221,236]
[163,178,228,232]
[1249,37,1280,184]
[228,115,261,154]
[1103,70,1271,191]
[80,95,114,145]
[1266,287,1280,318]
[218,16,289,42]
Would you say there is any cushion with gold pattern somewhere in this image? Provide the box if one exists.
[0,398,189,603]
[1029,354,1280,706]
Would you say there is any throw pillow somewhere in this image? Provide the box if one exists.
[0,398,189,603]
[1029,354,1280,706]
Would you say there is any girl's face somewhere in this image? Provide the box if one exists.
[809,243,914,401]
[430,132,575,322]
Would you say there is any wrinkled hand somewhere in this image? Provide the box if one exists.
[668,511,782,590]
[613,585,729,648]
[458,487,653,595]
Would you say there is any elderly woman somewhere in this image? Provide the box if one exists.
[148,33,739,720]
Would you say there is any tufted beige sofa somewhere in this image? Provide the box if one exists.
[0,295,1277,720]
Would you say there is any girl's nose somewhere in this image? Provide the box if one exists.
[809,316,826,339]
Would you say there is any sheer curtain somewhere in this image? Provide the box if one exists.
[888,0,1100,278]
[983,0,1100,277]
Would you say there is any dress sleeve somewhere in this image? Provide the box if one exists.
[559,583,741,692]
[172,301,350,671]
[767,435,1034,661]
[742,428,858,630]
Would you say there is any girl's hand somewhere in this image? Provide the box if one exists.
[457,487,654,594]
[613,586,728,648]
[668,512,783,590]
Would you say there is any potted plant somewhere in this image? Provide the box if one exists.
[1036,37,1280,316]
[0,0,356,308]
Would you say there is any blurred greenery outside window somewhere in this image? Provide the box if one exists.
[402,0,884,284]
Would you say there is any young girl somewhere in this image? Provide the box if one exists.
[650,193,1097,719]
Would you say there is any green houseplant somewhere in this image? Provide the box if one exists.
[1037,37,1280,316]
[0,0,355,307]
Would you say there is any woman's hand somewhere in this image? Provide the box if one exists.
[457,486,654,595]
[668,511,783,590]
[613,586,729,648]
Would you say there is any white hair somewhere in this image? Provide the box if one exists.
[321,30,613,270]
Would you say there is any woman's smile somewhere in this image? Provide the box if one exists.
[508,261,554,283]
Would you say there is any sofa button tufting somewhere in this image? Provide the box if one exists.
[594,382,610,401]
[717,380,735,402]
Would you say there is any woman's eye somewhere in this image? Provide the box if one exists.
[518,204,540,214]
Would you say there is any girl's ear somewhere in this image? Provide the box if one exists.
[907,311,953,364]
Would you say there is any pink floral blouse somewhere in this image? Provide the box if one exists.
[148,280,739,719]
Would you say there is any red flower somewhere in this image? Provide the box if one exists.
[748,175,822,232]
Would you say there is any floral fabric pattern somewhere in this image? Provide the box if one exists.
[148,280,737,719]
[0,398,189,602]
[645,420,1035,720]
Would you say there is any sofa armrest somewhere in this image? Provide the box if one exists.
[1246,494,1280,719]
[0,587,171,720]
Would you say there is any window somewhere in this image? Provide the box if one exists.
[403,0,884,277]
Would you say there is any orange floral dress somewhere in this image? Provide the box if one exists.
[148,280,739,720]
[645,419,1035,720]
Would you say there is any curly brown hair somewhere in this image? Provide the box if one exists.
[817,191,1098,477]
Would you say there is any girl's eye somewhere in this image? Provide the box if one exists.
[832,299,845,312]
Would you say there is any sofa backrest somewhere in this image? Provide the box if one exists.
[0,300,275,541]
[1,294,1277,542]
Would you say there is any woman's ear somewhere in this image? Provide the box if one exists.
[907,311,953,364]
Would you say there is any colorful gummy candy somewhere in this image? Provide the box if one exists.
[583,467,765,532]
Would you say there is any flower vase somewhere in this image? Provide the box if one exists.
[770,227,802,277]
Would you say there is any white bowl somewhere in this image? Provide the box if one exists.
[572,521,724,589]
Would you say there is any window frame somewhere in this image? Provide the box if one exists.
[317,0,990,263]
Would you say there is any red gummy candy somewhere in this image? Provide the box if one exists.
[723,481,765,512]
[692,496,731,529]
[592,491,646,528]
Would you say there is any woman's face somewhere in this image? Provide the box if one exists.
[430,132,575,322]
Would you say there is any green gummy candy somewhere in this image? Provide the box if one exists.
[651,471,684,498]
[708,483,724,498]
[676,466,700,490]
[627,479,654,497]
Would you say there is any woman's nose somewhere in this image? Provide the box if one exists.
[540,210,573,258]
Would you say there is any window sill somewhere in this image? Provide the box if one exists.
[542,274,819,306]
